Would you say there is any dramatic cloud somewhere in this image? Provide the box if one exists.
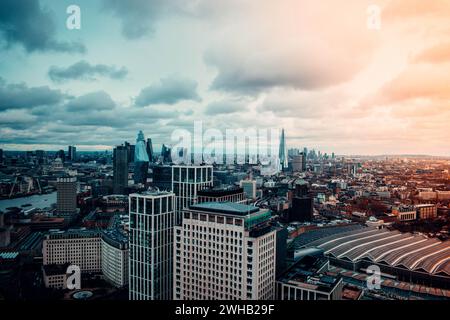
[414,42,450,64]
[102,0,170,39]
[48,60,128,82]
[205,100,246,115]
[135,76,201,106]
[65,91,116,112]
[0,79,64,111]
[0,0,85,53]
[205,0,378,94]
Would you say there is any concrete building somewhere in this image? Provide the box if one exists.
[416,204,438,220]
[174,202,276,300]
[240,180,257,200]
[42,229,102,273]
[43,263,70,289]
[56,177,78,222]
[129,191,176,300]
[276,255,343,300]
[101,230,129,288]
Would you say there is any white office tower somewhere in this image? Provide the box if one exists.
[129,191,176,300]
[173,202,276,300]
[101,230,129,288]
[171,165,213,213]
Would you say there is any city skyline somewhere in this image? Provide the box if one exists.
[0,0,449,156]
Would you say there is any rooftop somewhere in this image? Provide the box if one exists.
[189,202,259,216]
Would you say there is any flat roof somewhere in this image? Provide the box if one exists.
[189,202,259,216]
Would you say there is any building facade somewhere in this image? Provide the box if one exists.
[173,202,276,300]
[171,165,213,212]
[129,191,176,300]
[56,177,78,222]
[113,145,129,194]
[42,230,102,273]
[101,230,129,288]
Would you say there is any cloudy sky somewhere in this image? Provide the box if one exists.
[0,0,449,156]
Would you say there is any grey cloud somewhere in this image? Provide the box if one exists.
[135,76,201,106]
[102,0,169,39]
[0,0,85,53]
[205,100,247,115]
[65,91,116,112]
[49,60,128,82]
[0,79,64,111]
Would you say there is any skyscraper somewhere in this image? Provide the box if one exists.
[56,177,78,223]
[240,179,257,199]
[129,191,176,300]
[68,146,76,162]
[171,165,213,214]
[124,141,135,163]
[292,155,303,172]
[279,129,288,170]
[134,131,150,184]
[113,145,129,194]
[173,202,277,300]
[161,144,172,163]
[146,138,154,163]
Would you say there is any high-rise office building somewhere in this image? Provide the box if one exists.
[146,138,154,162]
[56,177,77,222]
[240,180,257,200]
[289,181,313,222]
[134,131,150,184]
[292,155,303,172]
[279,128,288,170]
[171,165,213,213]
[173,202,277,300]
[68,146,76,161]
[161,144,172,163]
[101,230,129,288]
[113,145,129,194]
[129,191,176,300]
[124,141,135,163]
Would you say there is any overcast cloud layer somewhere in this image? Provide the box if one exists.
[0,0,449,156]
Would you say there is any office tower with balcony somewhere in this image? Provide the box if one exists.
[56,177,78,222]
[129,191,176,300]
[173,202,276,300]
[68,146,76,161]
[113,145,129,194]
[134,131,150,185]
[171,165,213,213]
